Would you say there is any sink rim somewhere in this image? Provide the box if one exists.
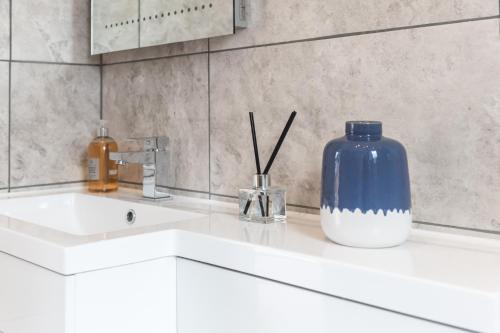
[0,190,207,237]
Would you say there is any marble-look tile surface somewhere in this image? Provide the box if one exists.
[102,39,207,64]
[0,62,8,188]
[91,0,140,55]
[210,19,500,231]
[0,0,9,60]
[210,0,499,50]
[12,0,99,64]
[103,54,209,192]
[11,63,100,187]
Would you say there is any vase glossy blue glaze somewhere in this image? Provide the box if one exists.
[320,121,411,248]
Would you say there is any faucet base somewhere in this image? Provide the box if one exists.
[144,190,172,200]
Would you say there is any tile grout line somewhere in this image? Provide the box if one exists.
[414,221,500,236]
[7,0,12,192]
[100,15,500,66]
[9,59,100,67]
[207,193,500,235]
[9,178,500,237]
[1,60,99,67]
[119,180,211,195]
[102,50,209,67]
[9,180,86,190]
[209,15,500,55]
[207,38,212,200]
[100,55,103,120]
[210,193,319,210]
[158,186,210,195]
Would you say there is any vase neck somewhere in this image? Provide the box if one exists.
[346,134,382,141]
[345,121,382,141]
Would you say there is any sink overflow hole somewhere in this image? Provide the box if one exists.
[126,209,136,225]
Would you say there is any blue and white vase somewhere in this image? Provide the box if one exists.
[320,121,411,248]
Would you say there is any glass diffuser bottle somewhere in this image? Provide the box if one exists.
[239,174,286,223]
[239,110,296,223]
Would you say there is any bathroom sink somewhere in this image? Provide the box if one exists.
[0,193,205,236]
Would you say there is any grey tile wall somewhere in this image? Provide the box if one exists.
[0,0,9,60]
[210,19,500,231]
[102,39,208,64]
[99,1,500,232]
[103,54,209,192]
[1,0,101,190]
[12,0,99,64]
[0,1,496,229]
[210,0,499,51]
[10,63,100,187]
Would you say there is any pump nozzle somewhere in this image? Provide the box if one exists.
[98,120,109,137]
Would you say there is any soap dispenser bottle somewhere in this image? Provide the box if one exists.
[87,121,118,192]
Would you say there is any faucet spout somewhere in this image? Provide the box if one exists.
[109,151,155,165]
[109,137,171,200]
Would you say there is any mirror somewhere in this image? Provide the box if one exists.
[91,0,246,55]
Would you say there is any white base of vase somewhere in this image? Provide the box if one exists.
[320,207,412,248]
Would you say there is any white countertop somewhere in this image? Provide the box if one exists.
[0,187,499,332]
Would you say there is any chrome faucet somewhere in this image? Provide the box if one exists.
[110,137,171,200]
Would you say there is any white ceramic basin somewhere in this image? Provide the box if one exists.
[0,193,205,236]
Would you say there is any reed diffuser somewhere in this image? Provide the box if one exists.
[239,111,297,223]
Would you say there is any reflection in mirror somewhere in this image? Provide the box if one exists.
[91,0,140,55]
[91,0,246,55]
[139,0,234,48]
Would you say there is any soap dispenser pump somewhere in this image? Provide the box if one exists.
[87,121,118,192]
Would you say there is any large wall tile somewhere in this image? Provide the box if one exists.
[11,63,100,187]
[102,39,208,64]
[12,0,99,64]
[210,0,498,51]
[103,54,209,192]
[210,19,500,230]
[0,62,8,188]
[0,0,9,60]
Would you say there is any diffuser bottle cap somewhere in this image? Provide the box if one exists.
[345,121,382,136]
[253,174,271,189]
[98,120,109,137]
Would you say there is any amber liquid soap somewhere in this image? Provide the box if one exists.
[87,124,118,192]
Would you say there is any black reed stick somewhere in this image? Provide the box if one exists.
[243,195,252,215]
[250,112,261,174]
[263,111,297,174]
[243,191,266,217]
[244,112,265,216]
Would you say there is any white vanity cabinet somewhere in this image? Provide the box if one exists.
[73,257,176,333]
[0,251,484,333]
[0,252,71,333]
[177,258,467,333]
[0,191,498,333]
[0,253,176,333]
